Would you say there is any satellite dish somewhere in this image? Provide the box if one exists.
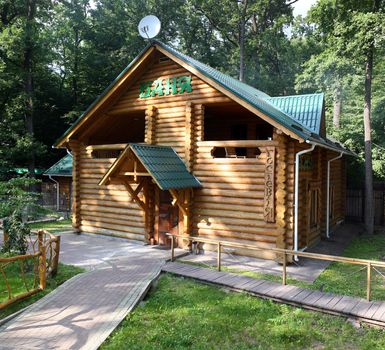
[138,15,161,39]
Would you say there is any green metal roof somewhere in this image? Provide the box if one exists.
[10,168,45,176]
[129,144,202,190]
[266,94,324,134]
[43,154,73,177]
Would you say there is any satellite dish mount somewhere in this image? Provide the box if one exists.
[138,15,161,40]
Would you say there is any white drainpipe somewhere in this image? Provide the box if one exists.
[48,175,60,211]
[326,152,343,238]
[294,144,315,260]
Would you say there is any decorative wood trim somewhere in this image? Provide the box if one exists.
[169,189,188,216]
[274,132,288,257]
[122,181,146,211]
[145,106,157,144]
[185,102,194,171]
[264,146,275,223]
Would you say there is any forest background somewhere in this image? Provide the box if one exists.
[0,0,384,190]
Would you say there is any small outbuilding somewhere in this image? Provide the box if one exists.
[54,41,353,260]
[43,154,73,212]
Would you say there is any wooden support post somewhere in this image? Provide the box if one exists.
[367,262,372,301]
[52,235,61,277]
[217,242,221,271]
[171,235,175,262]
[282,253,287,285]
[38,230,46,289]
[69,140,82,233]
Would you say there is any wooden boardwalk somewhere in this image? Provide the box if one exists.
[162,262,385,327]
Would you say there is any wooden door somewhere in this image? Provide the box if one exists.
[155,190,179,247]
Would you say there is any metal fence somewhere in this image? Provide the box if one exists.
[346,188,385,225]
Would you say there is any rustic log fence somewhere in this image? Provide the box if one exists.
[168,233,385,301]
[0,230,60,310]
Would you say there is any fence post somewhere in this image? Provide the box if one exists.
[217,242,221,271]
[38,230,46,289]
[367,262,371,301]
[171,235,175,262]
[282,252,287,286]
[52,235,61,276]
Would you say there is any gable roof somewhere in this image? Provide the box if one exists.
[43,154,73,177]
[99,144,202,190]
[55,41,353,156]
[266,93,324,135]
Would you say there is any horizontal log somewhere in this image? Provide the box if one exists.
[81,204,143,217]
[81,198,144,210]
[193,208,263,220]
[81,220,145,234]
[195,188,264,199]
[81,209,143,221]
[194,170,265,178]
[81,214,144,228]
[194,197,263,208]
[195,176,265,185]
[85,144,127,151]
[80,225,144,241]
[193,201,263,216]
[193,230,277,244]
[196,140,278,147]
[194,164,265,172]
[194,216,275,229]
[194,222,277,236]
[199,182,265,191]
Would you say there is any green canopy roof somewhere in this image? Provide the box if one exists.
[44,154,73,177]
[267,93,324,135]
[129,144,202,190]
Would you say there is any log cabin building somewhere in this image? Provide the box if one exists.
[54,41,354,260]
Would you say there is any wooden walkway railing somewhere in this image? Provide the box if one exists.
[0,230,60,310]
[167,233,385,301]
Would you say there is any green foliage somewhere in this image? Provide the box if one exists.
[2,213,30,254]
[0,177,40,218]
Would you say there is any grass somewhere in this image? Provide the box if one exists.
[28,219,72,233]
[0,262,84,320]
[101,274,385,350]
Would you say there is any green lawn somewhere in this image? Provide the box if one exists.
[0,262,83,320]
[28,219,72,233]
[101,274,385,350]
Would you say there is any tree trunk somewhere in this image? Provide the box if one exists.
[238,0,248,82]
[363,46,374,235]
[333,85,341,129]
[24,0,37,182]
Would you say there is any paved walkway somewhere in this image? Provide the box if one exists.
[163,261,385,327]
[0,233,185,350]
[180,224,358,282]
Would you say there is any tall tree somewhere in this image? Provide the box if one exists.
[303,0,385,234]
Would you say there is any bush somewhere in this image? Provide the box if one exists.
[2,214,30,255]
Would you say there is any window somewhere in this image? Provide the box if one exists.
[310,189,319,228]
[210,147,261,159]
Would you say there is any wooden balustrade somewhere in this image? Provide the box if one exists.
[0,230,61,310]
[167,233,385,301]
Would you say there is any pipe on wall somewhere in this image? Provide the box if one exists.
[294,144,315,261]
[48,175,60,211]
[326,152,343,238]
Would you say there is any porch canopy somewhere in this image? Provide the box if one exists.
[99,143,202,241]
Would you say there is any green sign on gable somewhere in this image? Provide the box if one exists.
[139,75,193,99]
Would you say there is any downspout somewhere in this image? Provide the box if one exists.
[48,175,60,211]
[294,144,315,260]
[326,152,343,238]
